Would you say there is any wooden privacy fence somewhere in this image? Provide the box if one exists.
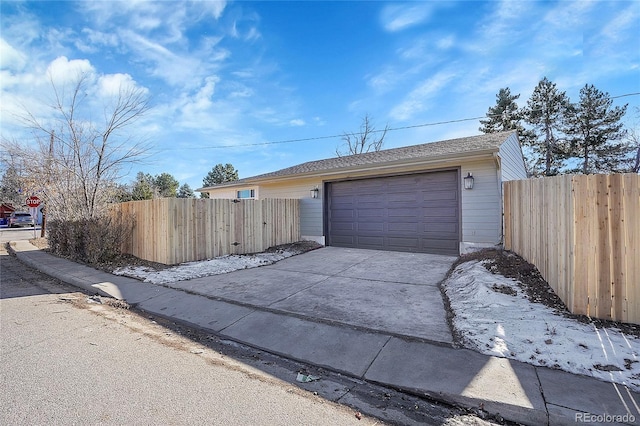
[112,198,300,265]
[504,174,640,323]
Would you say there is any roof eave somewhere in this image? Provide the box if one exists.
[197,148,498,191]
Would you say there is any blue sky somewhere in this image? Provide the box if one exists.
[1,1,639,191]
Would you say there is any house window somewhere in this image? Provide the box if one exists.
[236,189,255,199]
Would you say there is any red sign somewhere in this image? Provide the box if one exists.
[26,196,41,208]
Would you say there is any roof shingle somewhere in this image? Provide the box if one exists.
[200,131,516,189]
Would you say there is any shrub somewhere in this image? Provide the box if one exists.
[47,215,133,265]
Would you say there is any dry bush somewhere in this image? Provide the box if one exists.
[47,215,133,265]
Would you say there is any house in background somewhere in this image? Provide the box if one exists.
[0,203,15,226]
[197,131,527,256]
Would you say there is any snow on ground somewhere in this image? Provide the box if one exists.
[443,259,640,392]
[114,245,640,392]
[113,250,300,284]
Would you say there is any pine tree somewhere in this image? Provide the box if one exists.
[203,163,238,187]
[0,165,24,206]
[177,183,195,198]
[523,77,571,176]
[154,173,180,198]
[565,84,629,174]
[479,88,527,134]
[131,172,154,200]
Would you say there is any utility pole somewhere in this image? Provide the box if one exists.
[40,130,54,238]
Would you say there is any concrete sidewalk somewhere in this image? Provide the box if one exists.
[8,240,640,426]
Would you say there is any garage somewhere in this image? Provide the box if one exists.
[326,170,460,255]
[200,132,528,254]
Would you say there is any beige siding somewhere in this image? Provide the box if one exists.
[260,178,324,242]
[206,186,259,199]
[259,178,322,198]
[499,133,528,181]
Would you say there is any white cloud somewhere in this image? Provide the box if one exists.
[228,83,253,99]
[365,62,431,95]
[245,27,262,41]
[98,73,147,98]
[602,3,640,38]
[0,38,27,71]
[595,3,640,55]
[542,0,595,31]
[75,28,119,53]
[389,71,457,121]
[118,30,205,88]
[468,0,537,54]
[194,0,227,20]
[436,35,455,50]
[289,119,305,126]
[366,67,398,91]
[381,3,433,32]
[194,76,219,107]
[78,0,229,52]
[46,56,95,86]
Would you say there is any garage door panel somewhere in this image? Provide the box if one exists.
[388,192,418,202]
[422,239,459,251]
[328,170,459,255]
[423,207,458,217]
[358,223,385,232]
[331,210,355,220]
[356,182,386,191]
[388,209,419,218]
[331,222,355,232]
[332,235,356,247]
[331,203,356,211]
[424,222,458,233]
[387,238,420,250]
[388,222,419,232]
[423,214,458,223]
[357,194,381,203]
[357,209,385,218]
[356,236,385,246]
[357,203,385,210]
[421,191,458,202]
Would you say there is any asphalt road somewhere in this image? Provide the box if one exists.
[0,245,383,425]
[0,232,500,425]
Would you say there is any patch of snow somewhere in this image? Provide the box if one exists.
[443,260,640,392]
[114,246,640,391]
[113,250,298,284]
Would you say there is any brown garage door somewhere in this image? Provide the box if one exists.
[327,170,459,255]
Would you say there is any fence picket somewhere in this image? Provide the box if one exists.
[503,174,640,324]
[113,198,300,265]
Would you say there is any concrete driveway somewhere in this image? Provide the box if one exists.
[165,247,458,345]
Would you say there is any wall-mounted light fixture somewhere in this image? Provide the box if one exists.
[464,172,474,190]
[310,186,319,199]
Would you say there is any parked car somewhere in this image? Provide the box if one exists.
[8,212,34,228]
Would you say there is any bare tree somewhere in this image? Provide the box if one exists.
[3,71,152,221]
[336,114,389,157]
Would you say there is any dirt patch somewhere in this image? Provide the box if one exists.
[263,240,322,255]
[449,249,640,338]
[29,237,49,250]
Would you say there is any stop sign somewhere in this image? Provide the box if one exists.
[26,196,41,208]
